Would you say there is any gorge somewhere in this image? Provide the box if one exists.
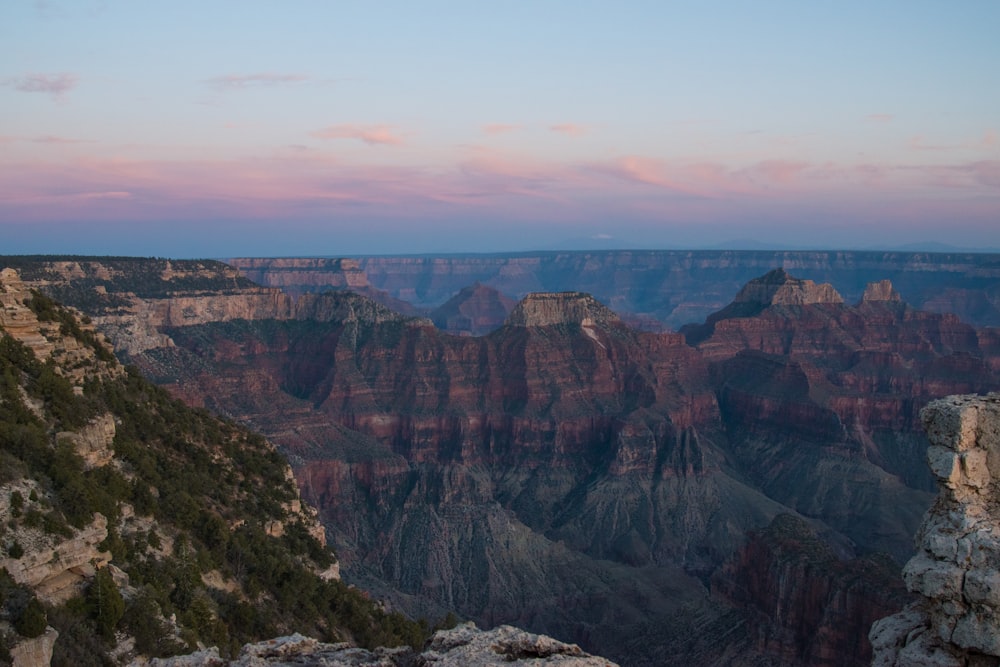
[4,251,1000,666]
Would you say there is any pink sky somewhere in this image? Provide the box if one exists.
[2,2,998,255]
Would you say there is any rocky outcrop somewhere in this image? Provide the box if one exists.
[9,626,59,667]
[0,513,111,605]
[731,268,844,307]
[861,280,903,303]
[870,394,1000,666]
[135,624,618,666]
[505,292,620,328]
[57,412,116,469]
[1,268,56,361]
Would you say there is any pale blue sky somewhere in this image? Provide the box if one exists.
[2,1,998,255]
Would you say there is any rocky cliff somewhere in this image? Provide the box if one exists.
[686,273,998,561]
[713,514,911,667]
[870,394,1000,666]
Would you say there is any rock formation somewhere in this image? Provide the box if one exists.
[134,624,617,666]
[505,292,620,328]
[730,268,844,307]
[861,280,902,303]
[870,394,1000,666]
[8,626,59,667]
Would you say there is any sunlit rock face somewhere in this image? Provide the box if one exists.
[870,394,1000,666]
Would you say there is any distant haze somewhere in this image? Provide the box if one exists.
[1,2,998,257]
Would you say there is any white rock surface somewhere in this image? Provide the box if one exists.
[132,624,617,667]
[870,393,1000,666]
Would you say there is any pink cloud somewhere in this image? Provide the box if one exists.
[550,123,589,137]
[4,72,77,99]
[32,135,91,144]
[311,124,406,146]
[1,151,996,236]
[866,114,894,123]
[206,73,307,91]
[482,124,520,136]
[743,160,811,185]
[598,156,717,197]
[983,130,997,147]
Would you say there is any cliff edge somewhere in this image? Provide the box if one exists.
[870,394,1000,666]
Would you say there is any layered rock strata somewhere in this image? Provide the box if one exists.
[870,394,1000,666]
[228,251,1000,329]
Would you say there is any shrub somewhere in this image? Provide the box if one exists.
[14,597,47,638]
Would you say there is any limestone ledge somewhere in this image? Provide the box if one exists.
[0,512,111,605]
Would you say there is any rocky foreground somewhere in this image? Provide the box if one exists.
[138,623,617,667]
[870,394,1000,666]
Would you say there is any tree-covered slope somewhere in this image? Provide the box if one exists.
[0,270,426,665]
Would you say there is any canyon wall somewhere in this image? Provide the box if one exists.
[8,256,1000,666]
[228,251,1000,330]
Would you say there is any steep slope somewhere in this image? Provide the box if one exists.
[685,270,999,562]
[0,268,426,665]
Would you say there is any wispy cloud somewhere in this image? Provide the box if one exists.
[866,114,894,123]
[550,123,589,137]
[311,124,406,146]
[32,135,91,144]
[4,73,78,99]
[483,124,520,136]
[205,73,308,91]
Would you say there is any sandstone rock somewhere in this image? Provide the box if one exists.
[9,626,59,667]
[0,513,111,604]
[57,412,116,469]
[862,280,903,303]
[870,394,1000,666]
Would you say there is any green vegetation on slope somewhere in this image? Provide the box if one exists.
[0,294,427,663]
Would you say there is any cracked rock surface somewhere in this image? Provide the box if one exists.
[870,394,1000,666]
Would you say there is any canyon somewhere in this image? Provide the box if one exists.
[5,252,1000,666]
[228,251,1000,332]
